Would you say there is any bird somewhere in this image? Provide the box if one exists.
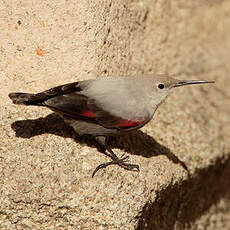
[8,74,214,176]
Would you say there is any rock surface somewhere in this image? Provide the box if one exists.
[1,0,230,229]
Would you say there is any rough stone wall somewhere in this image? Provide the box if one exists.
[1,0,230,229]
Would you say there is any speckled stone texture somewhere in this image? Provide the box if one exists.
[1,0,230,229]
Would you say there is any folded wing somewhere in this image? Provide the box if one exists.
[25,81,147,130]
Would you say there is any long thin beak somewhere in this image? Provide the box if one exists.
[174,80,215,87]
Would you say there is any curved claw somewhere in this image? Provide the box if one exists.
[120,162,140,172]
[117,156,139,171]
[92,161,115,177]
[91,155,140,177]
[92,137,140,177]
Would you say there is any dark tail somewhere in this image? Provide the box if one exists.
[8,92,40,105]
[9,82,81,106]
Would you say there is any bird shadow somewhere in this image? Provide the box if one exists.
[10,113,188,171]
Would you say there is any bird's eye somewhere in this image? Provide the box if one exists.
[158,84,165,89]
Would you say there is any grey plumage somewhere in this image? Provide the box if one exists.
[9,74,214,176]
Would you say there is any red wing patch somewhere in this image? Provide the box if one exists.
[81,110,95,118]
[114,119,145,128]
[85,98,147,129]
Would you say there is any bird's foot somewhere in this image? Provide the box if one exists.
[92,154,139,177]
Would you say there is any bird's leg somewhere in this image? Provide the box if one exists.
[92,136,139,177]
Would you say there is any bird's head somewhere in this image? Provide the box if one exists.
[147,74,215,107]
